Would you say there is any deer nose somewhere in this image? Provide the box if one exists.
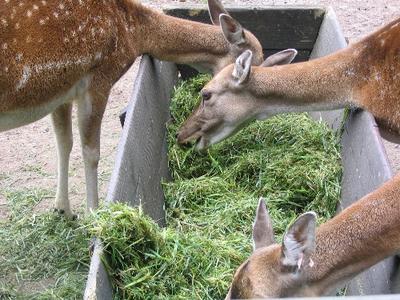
[176,132,192,149]
[178,141,192,149]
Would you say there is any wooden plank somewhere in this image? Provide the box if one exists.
[106,56,178,226]
[84,240,113,300]
[165,7,325,50]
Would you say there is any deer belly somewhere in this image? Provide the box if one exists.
[0,76,91,132]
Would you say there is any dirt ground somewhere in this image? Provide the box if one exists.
[0,0,399,218]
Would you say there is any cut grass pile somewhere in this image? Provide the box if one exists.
[91,204,245,300]
[93,74,343,299]
[0,189,91,299]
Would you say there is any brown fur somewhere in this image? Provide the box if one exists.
[226,174,400,298]
[0,0,263,112]
[0,0,263,215]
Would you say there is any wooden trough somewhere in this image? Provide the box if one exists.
[84,5,398,299]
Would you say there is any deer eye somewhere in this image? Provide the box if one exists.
[201,90,212,101]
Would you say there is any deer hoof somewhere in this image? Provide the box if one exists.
[53,208,77,220]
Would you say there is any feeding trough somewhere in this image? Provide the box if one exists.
[84,5,396,299]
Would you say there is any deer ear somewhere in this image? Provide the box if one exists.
[261,49,298,67]
[208,0,229,25]
[281,212,316,271]
[219,14,246,46]
[232,50,253,85]
[253,198,275,251]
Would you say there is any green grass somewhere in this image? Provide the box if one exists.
[90,204,245,300]
[0,189,91,299]
[92,74,343,299]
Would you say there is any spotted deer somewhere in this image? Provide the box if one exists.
[0,0,264,216]
[225,174,400,298]
[177,17,400,149]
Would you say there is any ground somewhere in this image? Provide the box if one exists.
[0,0,399,220]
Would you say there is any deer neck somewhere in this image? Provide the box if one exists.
[249,46,365,119]
[301,174,400,295]
[136,6,229,73]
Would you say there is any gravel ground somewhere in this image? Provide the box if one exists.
[0,0,398,218]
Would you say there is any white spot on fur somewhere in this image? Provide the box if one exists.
[309,258,314,268]
[32,57,92,74]
[346,68,355,77]
[2,43,7,50]
[27,10,32,17]
[16,66,31,91]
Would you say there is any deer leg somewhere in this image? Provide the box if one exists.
[51,103,73,216]
[77,90,107,212]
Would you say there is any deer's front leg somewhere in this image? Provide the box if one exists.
[51,103,73,216]
[77,89,108,212]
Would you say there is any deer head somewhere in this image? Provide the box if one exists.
[204,0,264,73]
[225,198,317,299]
[177,49,297,149]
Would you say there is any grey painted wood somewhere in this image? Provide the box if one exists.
[106,56,177,226]
[165,6,324,52]
[309,7,395,297]
[84,240,113,300]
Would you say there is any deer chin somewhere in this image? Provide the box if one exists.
[195,136,208,151]
[195,124,238,150]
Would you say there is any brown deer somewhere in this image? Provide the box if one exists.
[0,0,264,216]
[225,174,400,298]
[177,18,400,149]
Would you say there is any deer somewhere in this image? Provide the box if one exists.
[225,173,400,298]
[177,17,400,150]
[0,0,264,217]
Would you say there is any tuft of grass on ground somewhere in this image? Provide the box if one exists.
[0,188,91,299]
[93,74,342,299]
